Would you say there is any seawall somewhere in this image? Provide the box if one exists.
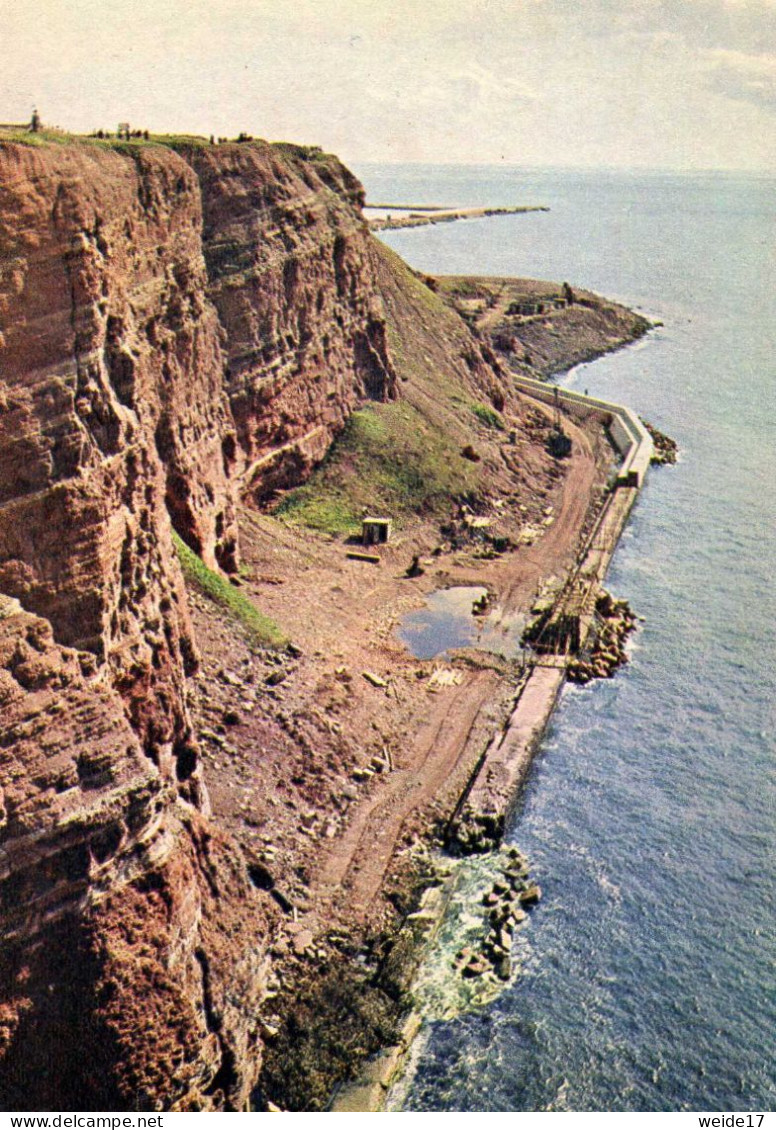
[452,377,651,849]
[511,373,653,486]
[330,379,653,1110]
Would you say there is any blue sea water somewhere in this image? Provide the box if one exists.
[352,163,776,1112]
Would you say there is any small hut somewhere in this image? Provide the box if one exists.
[362,516,392,547]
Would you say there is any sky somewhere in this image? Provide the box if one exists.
[1,0,774,169]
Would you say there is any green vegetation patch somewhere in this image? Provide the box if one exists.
[274,401,479,534]
[0,129,211,153]
[437,277,489,299]
[272,141,327,160]
[148,133,211,151]
[470,401,505,430]
[172,530,285,647]
[85,133,210,154]
[274,491,360,537]
[0,128,72,148]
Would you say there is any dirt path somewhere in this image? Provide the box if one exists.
[195,393,607,939]
[313,667,501,917]
[500,399,597,610]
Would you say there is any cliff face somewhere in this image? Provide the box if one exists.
[0,142,234,751]
[184,144,396,502]
[0,138,397,1109]
[0,594,268,1110]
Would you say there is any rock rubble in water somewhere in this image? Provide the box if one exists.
[641,418,679,465]
[567,590,638,684]
[454,847,541,984]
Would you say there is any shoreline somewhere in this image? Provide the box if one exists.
[328,382,653,1112]
[246,269,658,1111]
[174,255,660,1111]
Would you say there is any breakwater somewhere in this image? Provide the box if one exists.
[366,204,549,232]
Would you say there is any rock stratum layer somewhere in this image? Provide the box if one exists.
[186,144,396,502]
[0,138,398,1110]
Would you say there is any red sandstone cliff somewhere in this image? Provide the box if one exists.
[0,142,233,744]
[183,143,396,501]
[0,596,268,1110]
[0,138,399,1109]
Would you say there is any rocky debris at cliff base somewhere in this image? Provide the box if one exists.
[453,846,540,985]
[640,418,679,465]
[256,895,431,1111]
[567,590,639,685]
[450,810,504,856]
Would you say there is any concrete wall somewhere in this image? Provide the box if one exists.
[513,374,653,488]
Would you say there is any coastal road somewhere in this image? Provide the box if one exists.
[312,666,502,918]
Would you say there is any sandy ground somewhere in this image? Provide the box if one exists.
[186,396,611,945]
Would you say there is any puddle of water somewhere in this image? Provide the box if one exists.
[398,586,486,659]
[398,586,527,660]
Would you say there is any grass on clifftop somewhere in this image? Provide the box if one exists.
[0,128,74,147]
[0,128,212,152]
[172,531,285,648]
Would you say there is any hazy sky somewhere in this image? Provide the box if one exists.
[1,0,774,169]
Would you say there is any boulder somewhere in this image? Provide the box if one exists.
[519,884,542,905]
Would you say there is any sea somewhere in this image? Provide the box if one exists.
[351,163,776,1112]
